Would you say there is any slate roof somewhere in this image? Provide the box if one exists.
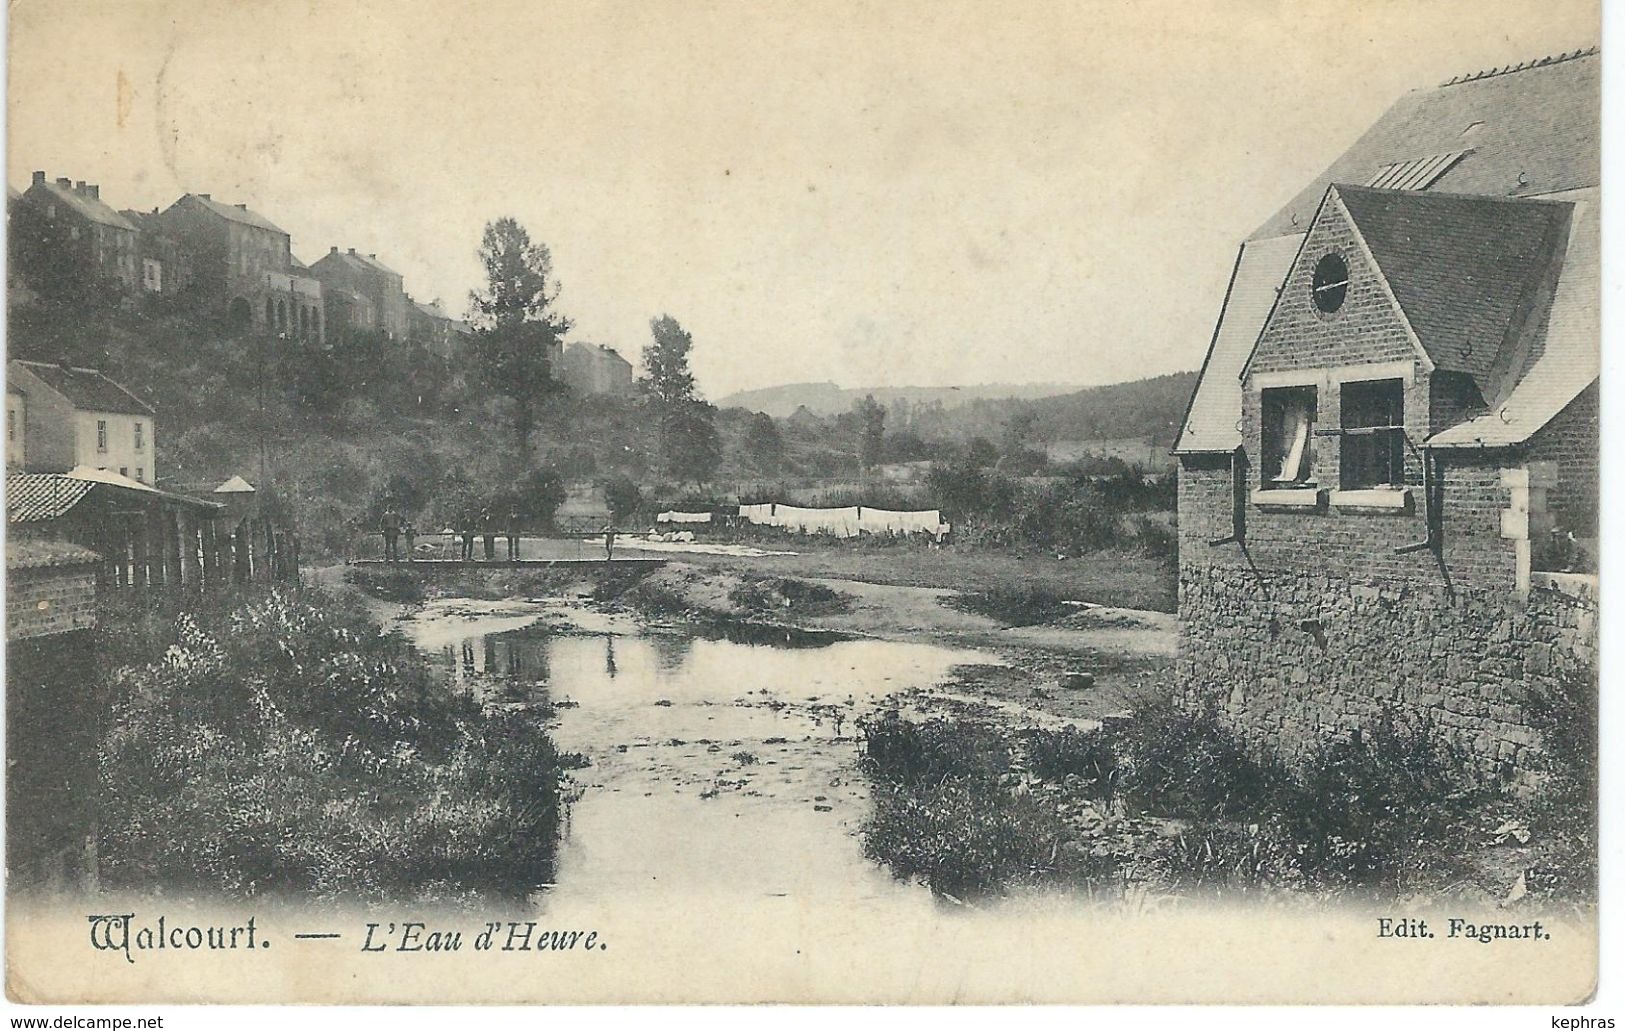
[6,473,95,523]
[6,537,101,570]
[1335,185,1573,387]
[1252,48,1598,240]
[1429,188,1598,448]
[314,249,399,280]
[10,360,154,416]
[183,194,288,236]
[28,180,137,233]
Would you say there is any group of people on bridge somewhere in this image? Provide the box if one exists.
[377,504,618,562]
[377,504,526,563]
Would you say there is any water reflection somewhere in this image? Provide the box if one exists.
[405,606,994,922]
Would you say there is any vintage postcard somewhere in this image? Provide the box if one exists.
[2,0,1604,1006]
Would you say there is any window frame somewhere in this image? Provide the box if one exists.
[96,419,109,453]
[1260,385,1318,489]
[1338,378,1407,490]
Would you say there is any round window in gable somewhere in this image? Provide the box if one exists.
[1311,253,1350,313]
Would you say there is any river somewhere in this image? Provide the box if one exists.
[386,594,1184,1001]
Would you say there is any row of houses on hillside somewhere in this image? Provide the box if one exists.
[8,171,641,391]
[7,172,471,358]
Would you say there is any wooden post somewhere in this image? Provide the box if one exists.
[180,511,204,589]
[131,515,150,588]
[163,510,183,587]
[238,520,254,584]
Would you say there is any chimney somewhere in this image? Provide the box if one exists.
[368,253,376,259]
[198,193,211,200]
[56,177,72,190]
[31,171,44,186]
[235,203,247,210]
[87,185,99,200]
[348,247,356,255]
[330,245,338,255]
[74,180,86,192]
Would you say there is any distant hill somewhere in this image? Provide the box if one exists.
[717,381,1088,418]
[888,371,1199,452]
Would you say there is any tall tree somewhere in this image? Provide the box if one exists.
[853,394,886,471]
[641,314,698,408]
[741,411,784,475]
[467,218,572,455]
[640,314,717,482]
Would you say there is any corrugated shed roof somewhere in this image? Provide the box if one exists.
[1173,234,1304,453]
[183,194,287,235]
[1252,49,1598,240]
[6,537,101,570]
[29,180,137,233]
[6,473,95,523]
[1429,189,1598,448]
[10,360,154,416]
[1336,185,1573,386]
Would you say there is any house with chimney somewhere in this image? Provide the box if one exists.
[309,247,408,340]
[561,341,635,396]
[1173,48,1598,777]
[12,171,139,296]
[153,193,324,342]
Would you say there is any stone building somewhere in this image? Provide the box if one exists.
[154,193,324,341]
[309,246,408,340]
[120,208,194,301]
[406,299,471,359]
[12,171,139,296]
[7,360,157,484]
[1172,48,1598,776]
[561,341,635,396]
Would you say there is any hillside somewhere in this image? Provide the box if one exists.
[888,371,1198,449]
[717,380,1087,418]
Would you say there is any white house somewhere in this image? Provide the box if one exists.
[6,360,157,483]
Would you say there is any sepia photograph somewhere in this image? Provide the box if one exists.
[1,0,1608,1009]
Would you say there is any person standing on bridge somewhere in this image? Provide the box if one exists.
[380,503,402,562]
[603,522,617,562]
[459,515,476,562]
[506,504,521,561]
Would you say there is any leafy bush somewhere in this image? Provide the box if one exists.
[1518,665,1597,899]
[344,565,428,603]
[1024,726,1118,797]
[1280,712,1487,893]
[95,587,573,901]
[863,778,1066,898]
[947,586,1075,627]
[859,713,1010,786]
[1114,691,1286,819]
[727,576,851,617]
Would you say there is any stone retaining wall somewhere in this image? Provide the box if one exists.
[1178,563,1596,776]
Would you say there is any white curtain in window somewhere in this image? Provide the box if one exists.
[1274,403,1312,483]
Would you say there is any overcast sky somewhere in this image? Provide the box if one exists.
[6,0,1599,399]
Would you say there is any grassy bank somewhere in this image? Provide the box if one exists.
[93,584,583,903]
[859,684,1596,905]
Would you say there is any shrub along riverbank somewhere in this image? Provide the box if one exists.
[859,678,1596,905]
[94,585,582,903]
